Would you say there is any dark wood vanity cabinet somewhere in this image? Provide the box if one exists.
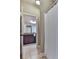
[23,33,36,45]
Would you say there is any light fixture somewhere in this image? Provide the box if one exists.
[30,20,36,24]
[36,0,40,5]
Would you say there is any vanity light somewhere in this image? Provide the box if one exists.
[30,20,36,24]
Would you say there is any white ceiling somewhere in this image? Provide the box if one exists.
[22,0,35,4]
[21,0,40,17]
[21,0,40,6]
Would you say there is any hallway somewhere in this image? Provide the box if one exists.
[20,0,58,59]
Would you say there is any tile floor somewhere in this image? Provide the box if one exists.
[22,44,40,59]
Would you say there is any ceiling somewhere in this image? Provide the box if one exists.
[22,0,35,4]
[21,0,40,17]
[21,0,40,8]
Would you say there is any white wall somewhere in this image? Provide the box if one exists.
[45,4,58,59]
